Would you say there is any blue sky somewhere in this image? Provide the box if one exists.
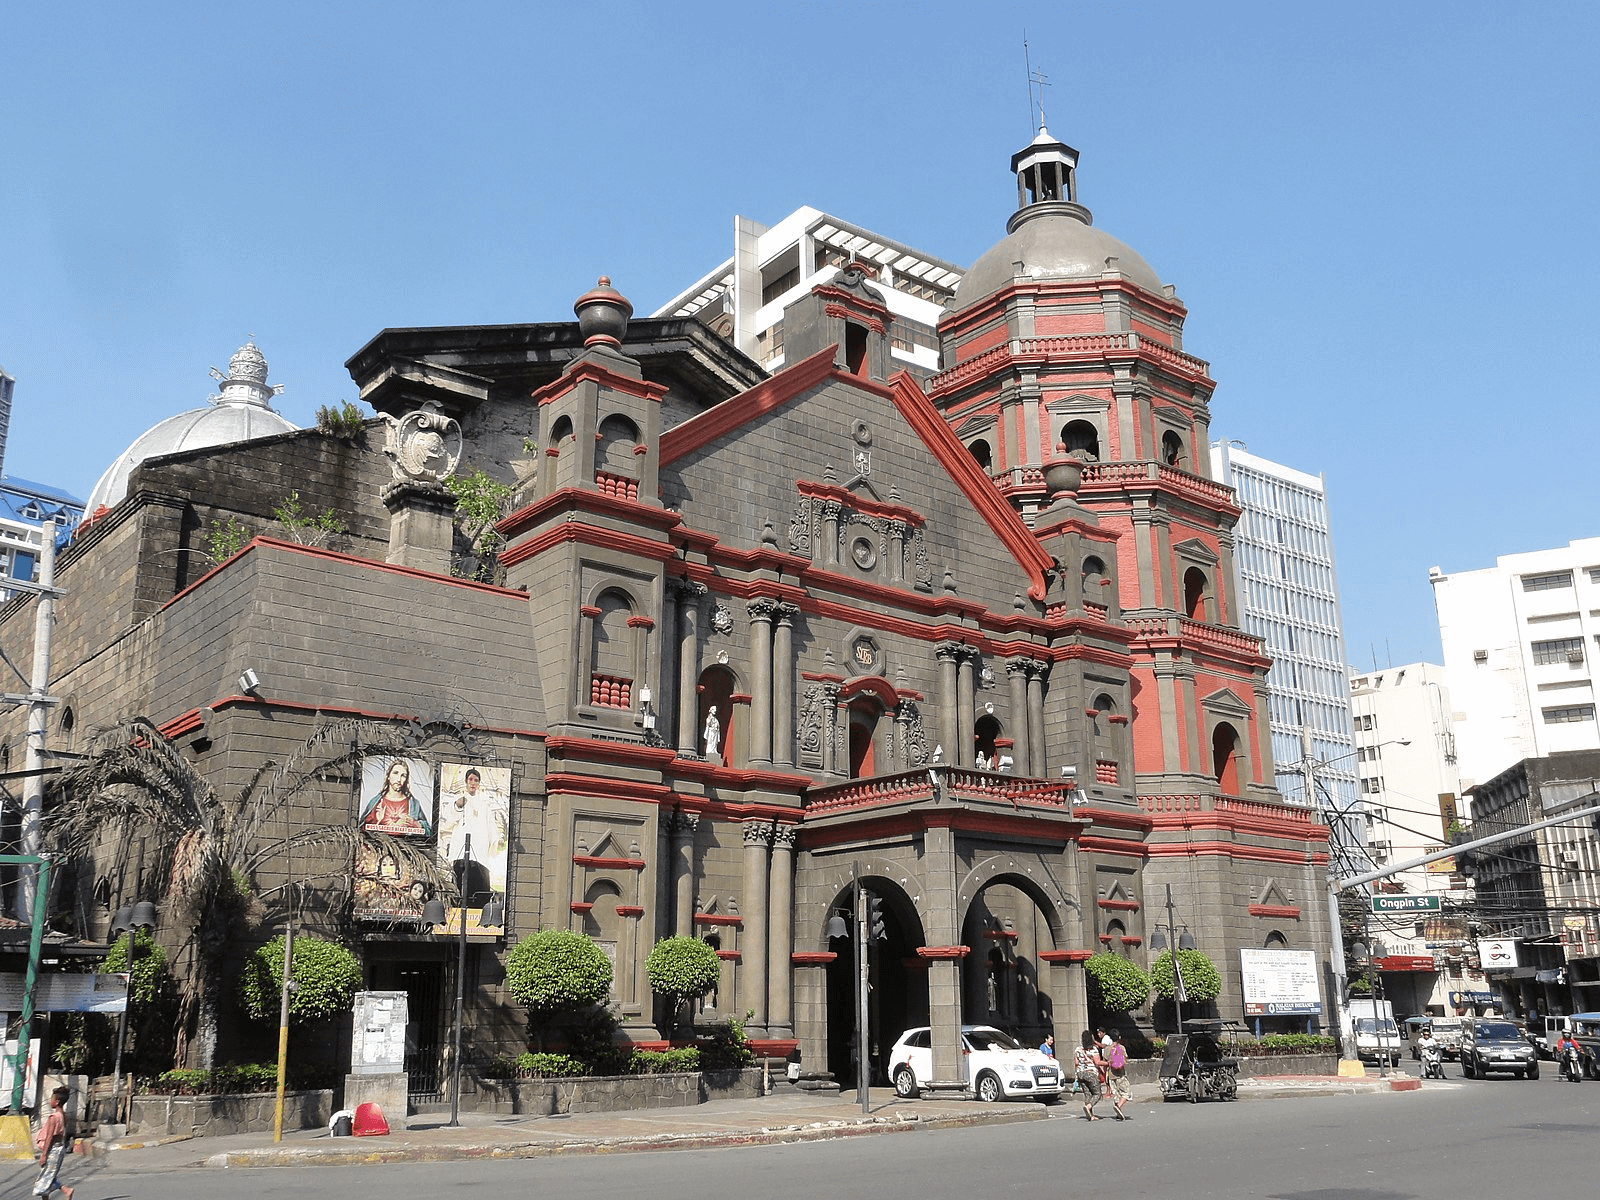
[2,1,1595,668]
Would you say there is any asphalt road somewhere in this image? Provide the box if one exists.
[17,1072,1599,1200]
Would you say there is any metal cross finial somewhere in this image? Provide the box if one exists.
[1023,34,1051,133]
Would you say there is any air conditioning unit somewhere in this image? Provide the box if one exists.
[1561,850,1581,866]
[1473,649,1488,663]
[1568,649,1585,663]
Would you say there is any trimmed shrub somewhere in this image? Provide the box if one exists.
[1150,949,1222,1002]
[239,934,362,1024]
[505,930,613,1014]
[645,936,721,1011]
[1084,952,1151,1014]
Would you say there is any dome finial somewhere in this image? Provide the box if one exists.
[208,337,283,408]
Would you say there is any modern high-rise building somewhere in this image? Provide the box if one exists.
[1209,443,1358,817]
[1431,538,1600,790]
[653,207,964,380]
[0,366,13,478]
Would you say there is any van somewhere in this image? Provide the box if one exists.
[1403,1015,1464,1060]
[1348,998,1400,1064]
[1539,1015,1576,1059]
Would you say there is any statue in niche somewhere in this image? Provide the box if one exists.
[703,707,722,764]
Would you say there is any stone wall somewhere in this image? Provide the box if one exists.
[128,1089,333,1138]
[470,1067,761,1115]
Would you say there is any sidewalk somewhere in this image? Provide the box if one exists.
[28,1073,1419,1175]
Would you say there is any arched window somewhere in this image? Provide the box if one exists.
[549,415,578,490]
[1104,918,1128,957]
[974,713,1001,768]
[1265,930,1289,949]
[1212,722,1241,794]
[845,322,868,377]
[1061,419,1100,461]
[1092,694,1120,784]
[847,700,880,778]
[698,666,736,766]
[596,414,640,473]
[589,589,635,708]
[1184,567,1209,621]
[968,439,993,472]
[1161,430,1186,469]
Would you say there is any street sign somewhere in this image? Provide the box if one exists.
[1371,894,1441,913]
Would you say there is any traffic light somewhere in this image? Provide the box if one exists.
[865,891,888,942]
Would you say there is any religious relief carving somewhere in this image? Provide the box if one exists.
[798,683,828,768]
[911,530,934,591]
[710,604,734,635]
[788,495,813,555]
[383,402,462,484]
[897,700,930,767]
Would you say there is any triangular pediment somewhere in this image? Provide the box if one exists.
[1254,879,1294,909]
[1199,686,1252,717]
[1173,538,1219,565]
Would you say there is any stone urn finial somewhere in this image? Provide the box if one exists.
[1043,441,1084,502]
[574,275,634,347]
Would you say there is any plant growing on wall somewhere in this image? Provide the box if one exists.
[205,516,251,564]
[1084,952,1151,1015]
[45,717,450,1070]
[645,936,721,1031]
[1150,948,1223,1001]
[315,401,368,439]
[505,930,613,1048]
[444,469,514,582]
[239,933,362,1024]
[101,927,169,1005]
[273,490,348,547]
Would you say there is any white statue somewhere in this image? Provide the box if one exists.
[703,706,722,763]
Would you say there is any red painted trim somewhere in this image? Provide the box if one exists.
[661,346,840,464]
[838,676,898,706]
[615,905,645,917]
[668,759,812,791]
[695,913,743,926]
[801,672,846,684]
[1247,904,1302,919]
[799,808,1084,851]
[1077,836,1150,858]
[715,950,741,961]
[545,737,677,769]
[791,952,837,965]
[570,902,594,913]
[546,774,674,803]
[1038,950,1089,965]
[626,615,655,629]
[499,511,678,569]
[1120,936,1142,946]
[573,856,647,870]
[1097,899,1141,911]
[1077,807,1154,832]
[161,536,531,613]
[915,945,972,960]
[579,605,602,617]
[747,1039,799,1057]
[158,709,205,739]
[1146,841,1322,866]
[530,358,669,407]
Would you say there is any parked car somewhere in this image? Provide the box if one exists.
[888,1025,1065,1103]
[1404,1016,1464,1060]
[1461,1018,1540,1079]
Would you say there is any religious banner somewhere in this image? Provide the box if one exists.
[357,756,436,838]
[436,762,510,904]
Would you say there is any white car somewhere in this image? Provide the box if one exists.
[888,1025,1064,1103]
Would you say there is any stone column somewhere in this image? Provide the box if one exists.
[670,811,699,937]
[1006,660,1031,774]
[1027,660,1049,778]
[747,599,778,765]
[935,642,961,762]
[821,683,842,776]
[773,603,799,768]
[820,501,842,568]
[740,821,772,1033]
[888,520,906,585]
[956,648,978,767]
[674,580,706,756]
[381,480,456,575]
[766,824,796,1039]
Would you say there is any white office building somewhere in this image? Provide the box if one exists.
[1430,537,1600,790]
[1210,443,1359,815]
[653,207,964,379]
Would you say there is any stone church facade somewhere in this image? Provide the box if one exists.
[5,130,1331,1088]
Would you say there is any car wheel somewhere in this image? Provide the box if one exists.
[1528,1066,1540,1081]
[893,1067,918,1099]
[975,1072,1002,1103]
[1462,1057,1474,1079]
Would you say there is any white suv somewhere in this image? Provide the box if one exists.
[888,1025,1064,1102]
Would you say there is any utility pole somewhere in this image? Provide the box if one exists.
[1304,726,1359,1063]
[853,861,868,1114]
[16,520,58,921]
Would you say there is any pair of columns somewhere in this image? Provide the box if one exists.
[936,643,1050,773]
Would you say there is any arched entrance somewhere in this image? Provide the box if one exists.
[824,878,927,1087]
[960,875,1070,1048]
[697,666,735,765]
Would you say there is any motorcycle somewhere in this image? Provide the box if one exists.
[1420,1042,1446,1080]
[1560,1044,1584,1083]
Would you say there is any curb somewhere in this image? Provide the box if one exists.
[205,1107,1049,1169]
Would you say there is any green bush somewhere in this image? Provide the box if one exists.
[238,934,362,1024]
[101,929,167,1005]
[1150,949,1222,1001]
[699,1012,755,1072]
[505,930,613,1014]
[631,1047,701,1074]
[646,936,721,1009]
[1084,952,1151,1014]
[143,1062,332,1095]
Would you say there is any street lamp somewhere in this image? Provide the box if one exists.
[420,832,477,1129]
[108,899,156,1130]
[1148,884,1196,1033]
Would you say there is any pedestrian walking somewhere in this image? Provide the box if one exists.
[1075,1030,1104,1120]
[33,1085,74,1200]
[1107,1028,1131,1120]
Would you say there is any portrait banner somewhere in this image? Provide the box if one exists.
[437,762,511,905]
[358,755,436,838]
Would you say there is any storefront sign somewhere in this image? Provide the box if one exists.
[1374,955,1437,972]
[1240,948,1323,1015]
[1478,939,1519,971]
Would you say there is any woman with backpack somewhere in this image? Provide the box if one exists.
[1106,1029,1131,1120]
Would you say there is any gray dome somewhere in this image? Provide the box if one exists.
[954,204,1162,311]
[85,342,298,516]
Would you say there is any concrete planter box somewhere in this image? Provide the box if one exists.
[1123,1052,1337,1084]
[128,1088,333,1138]
[470,1068,761,1115]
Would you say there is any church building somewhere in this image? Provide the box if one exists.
[6,129,1331,1093]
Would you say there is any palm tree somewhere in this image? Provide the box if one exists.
[45,716,452,1069]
